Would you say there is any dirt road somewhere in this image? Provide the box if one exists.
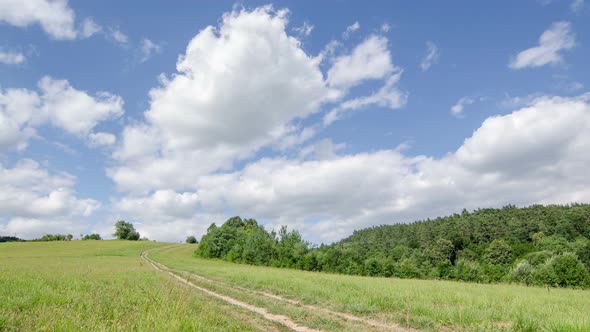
[141,249,419,332]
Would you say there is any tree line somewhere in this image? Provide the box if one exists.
[0,220,140,242]
[195,204,590,288]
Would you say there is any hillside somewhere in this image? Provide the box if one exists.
[197,204,590,288]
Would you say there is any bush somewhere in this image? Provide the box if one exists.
[82,234,102,240]
[186,235,198,244]
[113,221,140,241]
[532,253,589,288]
[525,250,553,266]
[395,258,421,279]
[455,258,484,282]
[36,234,69,241]
[547,252,589,288]
[0,236,23,242]
[364,257,383,277]
[485,239,513,266]
[508,260,535,286]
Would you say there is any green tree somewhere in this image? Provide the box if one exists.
[485,239,513,265]
[186,235,198,244]
[547,253,589,288]
[426,238,454,266]
[82,233,102,240]
[113,221,140,240]
[455,258,483,282]
[508,260,535,286]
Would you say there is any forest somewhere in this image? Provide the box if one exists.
[196,204,590,288]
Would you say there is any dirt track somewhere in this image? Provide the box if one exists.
[141,249,419,332]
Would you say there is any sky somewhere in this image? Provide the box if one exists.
[1,0,589,243]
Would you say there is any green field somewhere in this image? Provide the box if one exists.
[2,241,590,331]
[0,241,286,331]
[150,244,590,332]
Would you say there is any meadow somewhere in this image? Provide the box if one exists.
[150,244,590,332]
[3,240,590,331]
[0,241,286,331]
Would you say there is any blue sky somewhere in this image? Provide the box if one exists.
[1,0,589,243]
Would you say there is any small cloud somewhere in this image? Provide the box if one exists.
[342,21,360,39]
[571,0,584,12]
[319,40,341,63]
[293,21,314,38]
[110,28,129,44]
[88,132,116,147]
[0,50,25,65]
[80,18,102,38]
[140,38,161,62]
[298,139,345,161]
[552,75,584,93]
[500,93,544,109]
[509,21,575,69]
[565,81,584,92]
[420,41,440,71]
[381,23,390,33]
[451,96,476,117]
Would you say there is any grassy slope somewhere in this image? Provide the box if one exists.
[151,244,590,331]
[0,240,286,331]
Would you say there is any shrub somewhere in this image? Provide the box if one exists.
[395,258,421,279]
[547,252,589,288]
[525,250,553,266]
[82,234,102,240]
[508,260,535,286]
[455,258,484,282]
[485,239,513,266]
[113,221,140,241]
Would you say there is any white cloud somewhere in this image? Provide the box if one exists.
[0,159,100,239]
[318,40,341,61]
[108,6,410,241]
[189,94,590,243]
[140,38,161,62]
[0,87,41,152]
[116,190,199,219]
[37,77,124,136]
[110,6,335,193]
[562,81,584,92]
[509,21,575,69]
[80,17,102,38]
[381,23,390,33]
[0,0,77,39]
[342,21,360,39]
[327,35,395,89]
[0,217,89,240]
[0,50,25,65]
[110,28,128,44]
[451,96,476,117]
[420,41,439,71]
[571,0,584,12]
[298,139,345,160]
[111,190,219,242]
[293,21,314,37]
[0,76,124,153]
[88,132,116,147]
[324,72,407,125]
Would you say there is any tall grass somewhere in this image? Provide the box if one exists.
[151,244,590,331]
[0,241,285,331]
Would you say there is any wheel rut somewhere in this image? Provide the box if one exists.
[141,248,419,332]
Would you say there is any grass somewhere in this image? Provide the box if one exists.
[4,241,590,331]
[0,240,286,331]
[150,244,590,331]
